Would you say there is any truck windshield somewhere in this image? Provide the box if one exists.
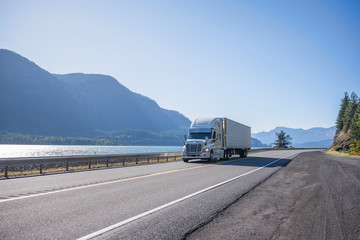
[188,133,212,140]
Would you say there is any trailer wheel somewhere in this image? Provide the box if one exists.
[240,150,245,158]
[240,150,248,158]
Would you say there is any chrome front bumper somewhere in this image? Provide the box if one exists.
[182,151,210,160]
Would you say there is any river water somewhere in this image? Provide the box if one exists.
[0,145,183,158]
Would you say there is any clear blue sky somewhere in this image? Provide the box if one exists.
[1,0,359,133]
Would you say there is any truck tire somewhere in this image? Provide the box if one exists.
[240,150,245,158]
[210,151,216,162]
[183,159,189,162]
[240,149,248,158]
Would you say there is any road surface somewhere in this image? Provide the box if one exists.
[0,149,314,239]
[186,151,360,240]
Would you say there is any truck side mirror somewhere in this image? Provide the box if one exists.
[183,134,187,145]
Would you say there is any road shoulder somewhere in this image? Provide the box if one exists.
[186,151,360,240]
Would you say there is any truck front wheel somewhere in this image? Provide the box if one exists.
[210,151,216,162]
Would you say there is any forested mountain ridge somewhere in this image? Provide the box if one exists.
[0,49,269,147]
[0,49,191,138]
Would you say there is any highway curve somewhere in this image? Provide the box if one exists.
[0,149,315,239]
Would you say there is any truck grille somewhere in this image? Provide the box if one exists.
[186,143,202,154]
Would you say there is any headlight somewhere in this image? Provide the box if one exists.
[203,148,209,152]
[182,147,185,152]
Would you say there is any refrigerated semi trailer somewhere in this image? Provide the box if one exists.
[182,117,251,162]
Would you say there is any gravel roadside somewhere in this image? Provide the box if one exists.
[186,151,360,240]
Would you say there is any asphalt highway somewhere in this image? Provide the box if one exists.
[186,151,360,240]
[0,149,314,240]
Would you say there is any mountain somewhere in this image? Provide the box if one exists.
[0,49,191,138]
[0,49,83,136]
[251,137,269,148]
[295,139,334,148]
[252,126,336,148]
[54,73,190,135]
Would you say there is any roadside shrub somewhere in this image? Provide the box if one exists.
[349,138,360,155]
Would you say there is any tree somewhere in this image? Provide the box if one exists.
[343,92,358,133]
[273,130,292,148]
[333,91,360,155]
[350,103,360,141]
[350,111,360,156]
[336,92,349,133]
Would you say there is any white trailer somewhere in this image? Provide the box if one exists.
[182,117,251,162]
[223,118,251,151]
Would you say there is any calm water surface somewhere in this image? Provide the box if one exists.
[0,145,182,158]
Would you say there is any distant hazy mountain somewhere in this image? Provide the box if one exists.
[251,137,269,148]
[0,49,191,137]
[295,139,334,148]
[252,126,336,148]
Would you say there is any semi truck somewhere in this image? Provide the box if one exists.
[182,117,251,162]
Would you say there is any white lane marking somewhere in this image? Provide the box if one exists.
[0,164,212,203]
[77,152,297,240]
[0,156,252,203]
[0,151,298,203]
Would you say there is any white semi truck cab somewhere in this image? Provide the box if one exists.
[182,117,251,162]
